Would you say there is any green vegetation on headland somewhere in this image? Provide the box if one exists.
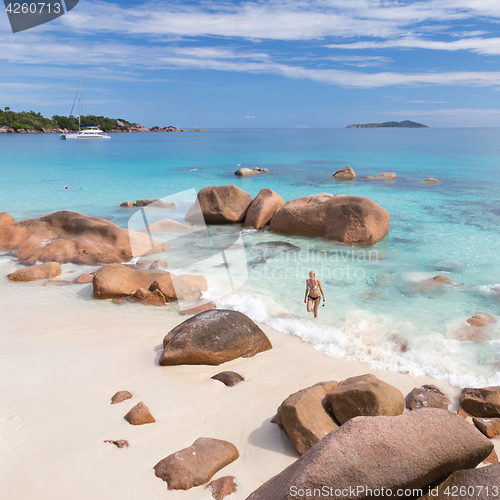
[0,107,202,133]
[346,120,428,129]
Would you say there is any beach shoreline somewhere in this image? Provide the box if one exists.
[1,264,494,500]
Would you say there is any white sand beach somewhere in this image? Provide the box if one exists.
[1,259,494,500]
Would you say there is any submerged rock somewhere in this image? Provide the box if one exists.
[412,275,455,293]
[269,194,389,244]
[185,185,252,224]
[8,262,61,282]
[154,437,239,490]
[374,172,396,180]
[245,409,493,500]
[332,166,356,179]
[276,381,339,454]
[424,178,440,183]
[0,211,162,265]
[159,309,272,366]
[244,189,285,230]
[328,373,404,424]
[466,312,495,327]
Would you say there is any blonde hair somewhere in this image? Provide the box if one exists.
[308,270,316,276]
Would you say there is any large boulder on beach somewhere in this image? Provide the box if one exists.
[405,385,450,411]
[159,309,272,366]
[0,211,163,265]
[185,185,252,224]
[419,463,500,500]
[327,374,404,424]
[244,189,285,230]
[276,381,339,454]
[92,264,207,301]
[460,386,500,418]
[268,194,389,244]
[0,212,14,225]
[154,437,239,490]
[8,262,61,282]
[332,166,356,179]
[245,409,493,500]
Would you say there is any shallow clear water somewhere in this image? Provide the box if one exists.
[1,128,500,387]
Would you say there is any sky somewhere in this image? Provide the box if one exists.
[2,0,500,128]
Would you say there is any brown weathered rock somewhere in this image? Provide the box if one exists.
[8,262,61,282]
[244,189,285,230]
[405,386,450,411]
[0,212,14,225]
[268,194,389,244]
[484,449,499,464]
[92,264,206,300]
[412,275,454,293]
[460,386,500,418]
[133,287,167,306]
[185,185,252,224]
[120,201,134,207]
[235,167,256,177]
[104,439,129,449]
[75,273,94,284]
[473,417,500,438]
[111,390,133,404]
[206,476,238,500]
[159,309,272,366]
[374,172,396,180]
[328,373,404,424]
[179,300,216,316]
[276,381,339,454]
[424,178,440,183]
[466,312,495,327]
[124,401,155,425]
[332,166,356,179]
[211,371,245,387]
[419,463,500,500]
[0,211,162,265]
[245,409,493,500]
[457,408,469,419]
[154,438,239,490]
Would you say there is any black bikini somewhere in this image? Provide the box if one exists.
[307,279,320,302]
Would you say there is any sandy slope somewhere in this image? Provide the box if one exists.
[0,261,497,500]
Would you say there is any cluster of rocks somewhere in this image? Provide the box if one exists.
[119,198,178,208]
[248,373,499,500]
[234,167,269,177]
[185,184,390,244]
[332,167,439,183]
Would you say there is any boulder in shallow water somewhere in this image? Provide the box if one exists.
[268,194,389,244]
[75,272,94,284]
[276,381,339,454]
[124,401,155,425]
[154,437,239,490]
[374,172,396,180]
[466,312,495,327]
[244,189,285,229]
[120,201,134,207]
[136,198,177,208]
[159,309,272,366]
[424,177,440,183]
[235,167,256,177]
[332,166,356,179]
[419,463,500,500]
[245,409,493,500]
[0,212,14,225]
[328,373,404,424]
[412,275,454,293]
[8,262,61,281]
[405,385,450,411]
[0,211,162,265]
[460,386,500,418]
[185,185,252,224]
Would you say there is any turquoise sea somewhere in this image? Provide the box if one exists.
[1,128,500,387]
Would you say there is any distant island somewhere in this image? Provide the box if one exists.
[346,120,428,129]
[0,107,203,134]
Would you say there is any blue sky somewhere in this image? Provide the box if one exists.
[2,0,500,127]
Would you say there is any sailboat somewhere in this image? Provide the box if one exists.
[60,79,111,140]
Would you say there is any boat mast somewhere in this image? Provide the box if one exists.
[78,78,81,132]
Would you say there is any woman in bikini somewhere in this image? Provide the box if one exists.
[304,271,325,318]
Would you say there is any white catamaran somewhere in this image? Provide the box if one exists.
[60,79,111,140]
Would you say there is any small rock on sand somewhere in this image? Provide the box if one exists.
[206,476,238,500]
[111,390,133,404]
[104,439,129,449]
[124,401,156,425]
[211,371,244,387]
